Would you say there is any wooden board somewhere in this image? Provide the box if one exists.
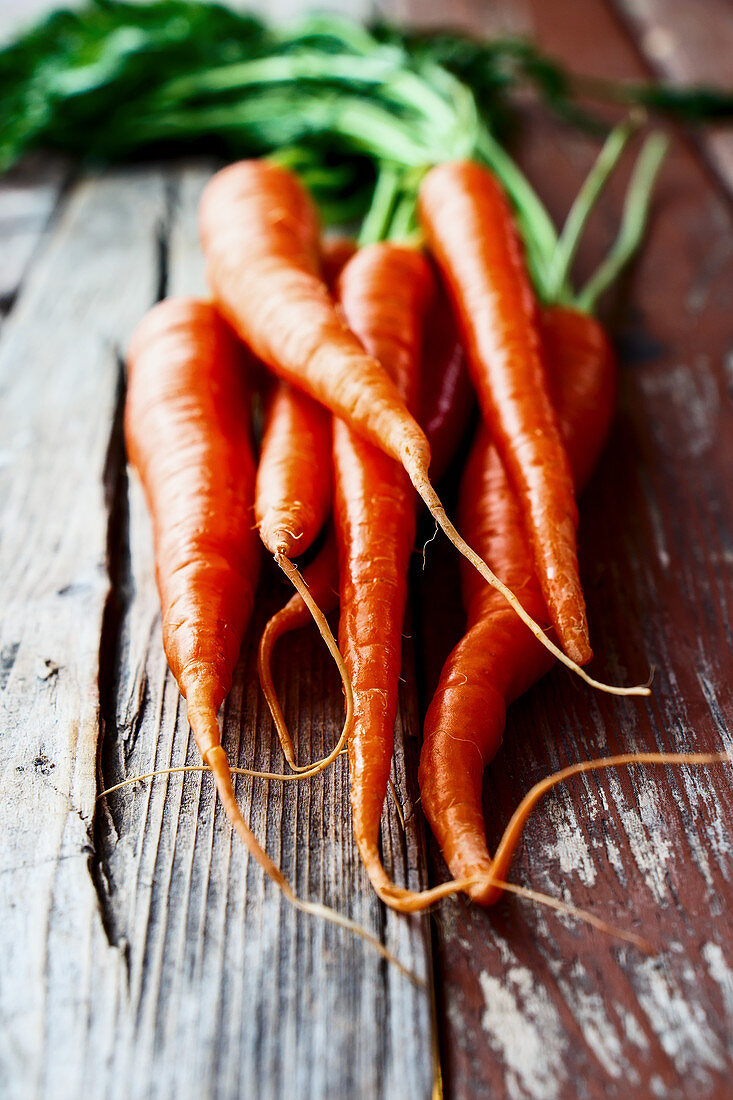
[0,1,732,1098]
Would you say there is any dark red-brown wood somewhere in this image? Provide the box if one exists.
[415,2,733,1097]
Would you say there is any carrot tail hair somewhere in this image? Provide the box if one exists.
[268,551,353,777]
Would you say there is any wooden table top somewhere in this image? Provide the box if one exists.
[1,2,732,1098]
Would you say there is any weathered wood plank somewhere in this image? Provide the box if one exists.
[613,0,733,197]
[421,1,733,1097]
[89,159,436,1099]
[0,168,169,1099]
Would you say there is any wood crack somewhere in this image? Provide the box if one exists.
[92,350,134,958]
[91,182,176,958]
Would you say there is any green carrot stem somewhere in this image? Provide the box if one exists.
[577,132,668,312]
[359,164,402,246]
[386,188,420,242]
[547,116,638,303]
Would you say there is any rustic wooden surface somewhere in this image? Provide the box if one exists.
[1,1,732,1098]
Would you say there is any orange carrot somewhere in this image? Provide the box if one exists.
[333,242,432,898]
[201,159,643,694]
[419,161,591,666]
[253,235,355,774]
[419,306,616,903]
[320,236,357,287]
[254,234,354,559]
[256,383,332,559]
[125,297,271,868]
[200,161,424,465]
[125,295,410,969]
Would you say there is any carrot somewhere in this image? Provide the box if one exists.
[320,235,357,287]
[255,233,354,566]
[125,296,268,869]
[332,241,432,898]
[419,160,592,666]
[253,234,355,559]
[200,158,644,696]
[419,305,616,903]
[256,384,331,560]
[253,235,356,774]
[255,379,357,777]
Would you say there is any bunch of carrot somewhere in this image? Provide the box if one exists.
[120,85,732,954]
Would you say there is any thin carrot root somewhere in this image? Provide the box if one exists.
[96,758,351,799]
[378,750,733,912]
[486,751,733,891]
[263,551,355,775]
[98,757,637,951]
[388,777,406,832]
[107,740,419,983]
[100,746,730,958]
[206,746,421,982]
[406,456,651,698]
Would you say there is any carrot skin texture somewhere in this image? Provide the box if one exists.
[125,297,260,759]
[419,161,591,665]
[334,243,433,890]
[200,160,429,471]
[256,383,332,557]
[419,307,615,903]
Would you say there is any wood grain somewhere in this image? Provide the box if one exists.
[0,155,69,317]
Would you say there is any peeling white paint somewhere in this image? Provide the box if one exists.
[640,361,719,459]
[674,769,729,890]
[702,942,733,1027]
[544,790,597,887]
[478,963,567,1100]
[645,491,672,570]
[603,832,626,883]
[649,1074,667,1097]
[696,674,733,754]
[555,960,626,1079]
[610,773,672,904]
[635,957,726,1079]
[620,1008,649,1051]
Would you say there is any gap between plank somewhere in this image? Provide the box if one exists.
[91,177,177,960]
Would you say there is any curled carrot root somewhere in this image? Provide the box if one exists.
[263,551,354,776]
[371,750,733,917]
[98,763,645,952]
[100,751,732,961]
